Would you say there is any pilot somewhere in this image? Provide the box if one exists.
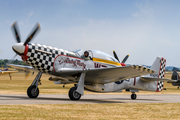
[82,51,91,60]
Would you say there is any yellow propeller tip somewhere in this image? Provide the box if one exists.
[37,23,41,30]
[11,21,17,27]
[113,50,115,52]
[127,54,129,56]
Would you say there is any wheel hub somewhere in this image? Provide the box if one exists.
[31,88,38,96]
[73,90,80,99]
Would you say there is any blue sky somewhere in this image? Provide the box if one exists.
[0,0,180,66]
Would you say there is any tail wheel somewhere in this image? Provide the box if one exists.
[27,85,39,98]
[131,93,137,100]
[69,87,81,100]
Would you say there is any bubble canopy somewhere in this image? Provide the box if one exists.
[73,49,119,63]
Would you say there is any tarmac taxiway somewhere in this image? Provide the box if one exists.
[0,94,179,104]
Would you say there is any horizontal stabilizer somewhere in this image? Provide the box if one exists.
[141,77,173,82]
[167,71,180,83]
[167,80,179,83]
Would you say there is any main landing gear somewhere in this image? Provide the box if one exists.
[68,73,85,100]
[131,92,137,100]
[27,72,42,98]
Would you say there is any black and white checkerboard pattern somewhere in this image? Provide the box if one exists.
[159,58,166,78]
[157,58,166,92]
[26,43,64,73]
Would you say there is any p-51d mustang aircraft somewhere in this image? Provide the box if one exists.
[168,71,180,89]
[85,56,170,99]
[9,22,169,100]
[0,67,18,80]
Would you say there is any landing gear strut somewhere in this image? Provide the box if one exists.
[27,72,42,98]
[68,72,85,100]
[131,93,137,100]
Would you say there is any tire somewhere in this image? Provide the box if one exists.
[27,85,39,98]
[68,87,81,100]
[131,93,137,100]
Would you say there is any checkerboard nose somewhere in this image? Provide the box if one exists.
[12,43,25,55]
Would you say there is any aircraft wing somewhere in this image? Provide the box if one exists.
[7,64,36,72]
[56,65,155,84]
[140,77,174,82]
[8,64,155,84]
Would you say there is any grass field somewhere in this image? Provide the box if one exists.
[0,103,180,120]
[0,72,180,120]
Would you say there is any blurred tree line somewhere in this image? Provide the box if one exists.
[0,59,28,67]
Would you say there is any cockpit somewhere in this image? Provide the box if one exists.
[88,50,119,62]
[73,49,120,65]
[73,49,84,57]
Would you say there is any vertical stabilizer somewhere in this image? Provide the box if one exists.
[150,57,166,92]
[171,71,180,80]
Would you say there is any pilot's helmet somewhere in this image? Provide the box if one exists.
[84,51,89,57]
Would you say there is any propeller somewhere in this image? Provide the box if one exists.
[121,54,129,63]
[11,21,41,47]
[7,54,17,65]
[113,50,129,63]
[113,50,120,62]
[25,72,31,79]
[10,21,41,79]
[24,23,41,45]
[11,22,21,43]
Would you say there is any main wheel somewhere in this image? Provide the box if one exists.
[131,93,137,100]
[27,85,39,98]
[69,87,81,100]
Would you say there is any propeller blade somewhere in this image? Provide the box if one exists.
[122,55,129,63]
[7,54,17,65]
[11,21,21,43]
[24,23,41,45]
[25,71,31,79]
[113,50,120,62]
